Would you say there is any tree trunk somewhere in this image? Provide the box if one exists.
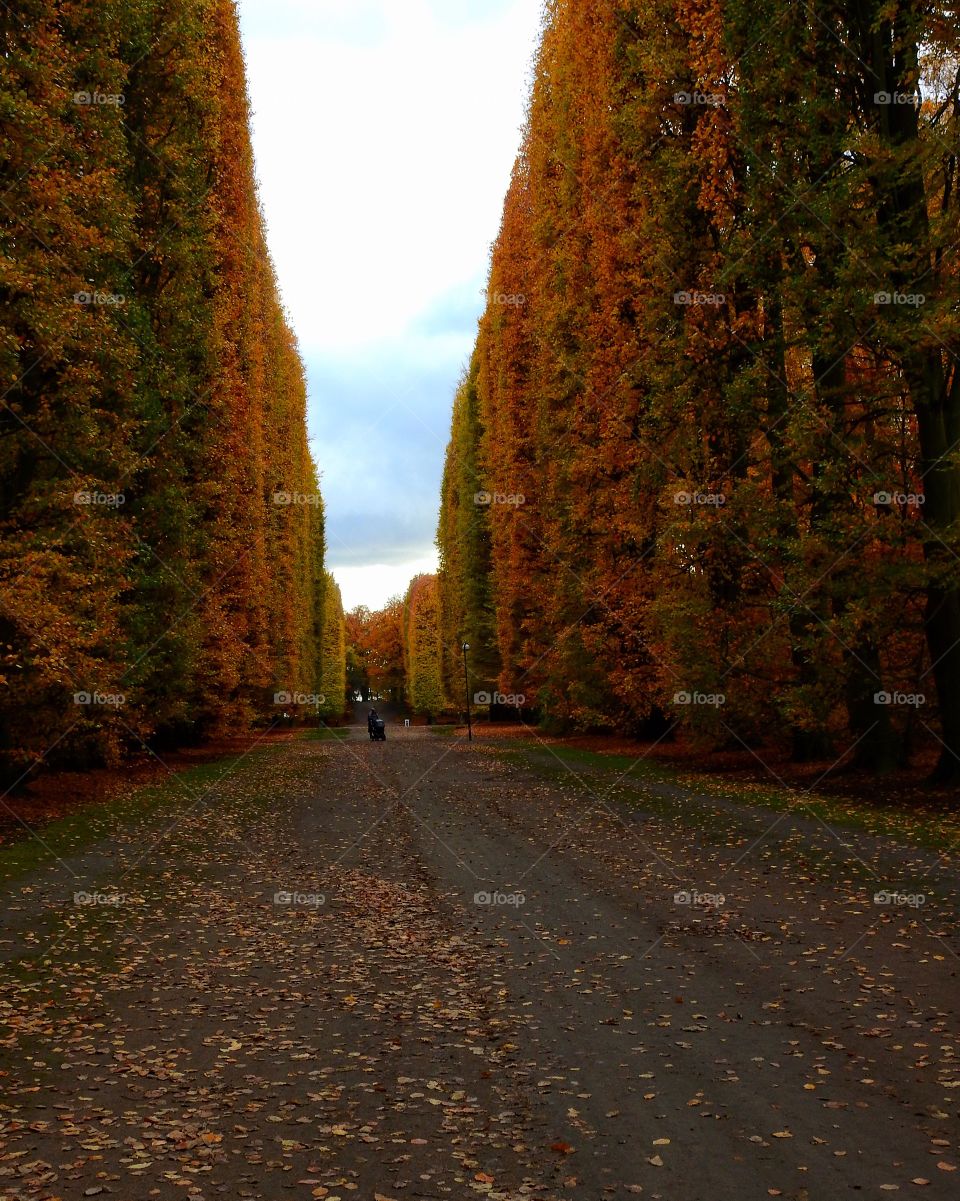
[852,1,960,781]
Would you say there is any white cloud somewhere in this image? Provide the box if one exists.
[334,553,439,612]
[240,0,540,352]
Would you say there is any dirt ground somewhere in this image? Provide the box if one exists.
[0,722,958,1200]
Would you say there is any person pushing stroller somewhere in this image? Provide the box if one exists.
[368,707,386,741]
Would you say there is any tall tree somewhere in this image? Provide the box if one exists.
[403,575,446,719]
[437,357,501,704]
[318,572,346,721]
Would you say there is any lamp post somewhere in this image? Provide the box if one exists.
[461,642,473,742]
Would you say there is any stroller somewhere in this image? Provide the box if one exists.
[369,716,386,741]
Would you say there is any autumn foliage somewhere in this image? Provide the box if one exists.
[437,0,960,778]
[346,601,405,705]
[0,0,328,778]
[402,575,447,719]
[317,573,347,719]
[347,579,447,720]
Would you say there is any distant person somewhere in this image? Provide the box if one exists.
[368,707,386,741]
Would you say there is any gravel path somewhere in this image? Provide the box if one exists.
[1,726,958,1200]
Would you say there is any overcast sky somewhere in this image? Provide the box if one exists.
[236,0,544,610]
